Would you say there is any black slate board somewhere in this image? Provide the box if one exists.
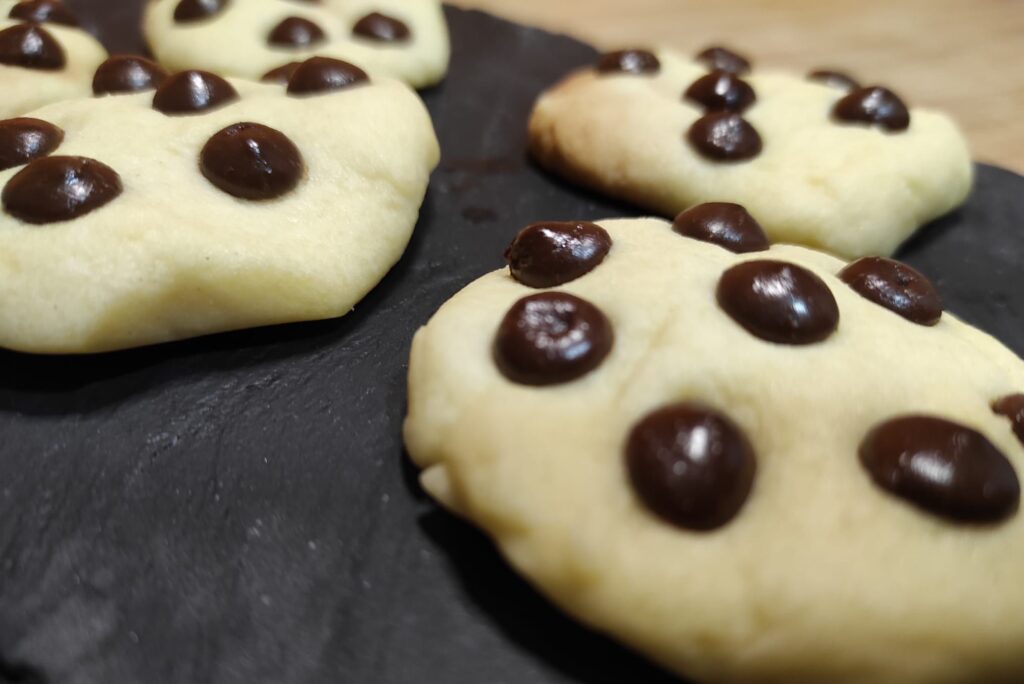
[1,4,1023,684]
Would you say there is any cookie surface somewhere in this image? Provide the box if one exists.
[529,48,972,259]
[143,0,449,88]
[404,215,1024,684]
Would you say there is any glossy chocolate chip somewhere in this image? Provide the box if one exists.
[672,202,768,253]
[505,221,612,288]
[2,155,121,224]
[627,403,756,531]
[684,71,756,113]
[261,61,301,84]
[687,112,762,161]
[833,86,910,132]
[200,122,303,201]
[695,46,750,75]
[268,16,325,47]
[596,49,660,75]
[994,394,1024,446]
[173,0,228,23]
[717,260,839,344]
[152,70,238,115]
[286,56,368,95]
[352,12,411,42]
[0,23,64,70]
[8,0,78,26]
[839,257,943,326]
[93,55,169,95]
[860,416,1020,523]
[494,292,613,386]
[808,69,860,91]
[0,118,63,171]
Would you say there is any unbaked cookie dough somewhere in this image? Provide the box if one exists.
[0,57,439,353]
[143,0,449,89]
[405,208,1024,684]
[528,46,973,259]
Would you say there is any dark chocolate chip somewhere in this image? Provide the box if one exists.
[626,402,756,531]
[92,55,169,95]
[860,415,1020,523]
[0,23,65,70]
[352,12,411,43]
[8,0,78,27]
[200,122,303,201]
[267,16,326,48]
[839,256,943,326]
[717,260,839,344]
[286,56,368,95]
[2,155,121,224]
[833,86,910,132]
[695,46,750,75]
[993,394,1024,447]
[684,70,756,113]
[687,112,762,161]
[596,49,660,75]
[0,117,63,171]
[494,292,613,386]
[672,202,768,253]
[173,0,228,23]
[152,70,238,115]
[808,69,859,91]
[505,221,612,288]
[261,61,301,84]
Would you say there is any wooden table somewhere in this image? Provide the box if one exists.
[451,0,1024,173]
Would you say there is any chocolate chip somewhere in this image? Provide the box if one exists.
[0,23,65,70]
[93,55,169,95]
[173,0,228,23]
[0,118,63,171]
[352,12,411,42]
[268,17,326,47]
[839,257,942,326]
[596,49,660,75]
[993,394,1024,447]
[286,56,368,95]
[8,0,78,26]
[808,69,859,91]
[684,71,756,113]
[626,403,756,531]
[687,112,762,161]
[833,86,910,132]
[152,70,238,115]
[696,46,750,75]
[494,292,613,386]
[860,416,1020,523]
[717,260,839,344]
[672,202,768,253]
[200,122,303,201]
[261,61,301,84]
[2,156,121,224]
[505,221,612,288]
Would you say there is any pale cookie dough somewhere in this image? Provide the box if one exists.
[405,210,1024,684]
[143,0,449,89]
[0,57,439,353]
[528,46,973,259]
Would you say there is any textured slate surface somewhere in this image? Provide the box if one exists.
[1,3,1022,684]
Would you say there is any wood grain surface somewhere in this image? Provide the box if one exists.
[451,0,1024,172]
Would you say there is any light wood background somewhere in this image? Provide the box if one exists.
[450,0,1024,173]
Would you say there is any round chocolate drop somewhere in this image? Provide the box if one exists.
[993,394,1024,446]
[860,416,1020,523]
[717,260,839,345]
[0,118,63,171]
[626,403,756,531]
[833,86,910,132]
[352,12,411,42]
[8,0,78,26]
[672,202,768,253]
[494,292,613,386]
[173,0,228,23]
[596,49,660,75]
[268,16,325,48]
[839,256,943,326]
[695,45,750,75]
[684,70,756,113]
[152,70,238,115]
[808,69,860,91]
[261,61,301,84]
[93,55,169,95]
[687,112,762,161]
[200,122,304,201]
[505,221,612,288]
[0,23,65,70]
[286,56,368,95]
[2,156,121,224]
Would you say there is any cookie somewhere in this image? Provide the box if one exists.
[143,0,449,89]
[404,209,1024,684]
[0,57,439,353]
[528,46,973,259]
[0,1,108,117]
